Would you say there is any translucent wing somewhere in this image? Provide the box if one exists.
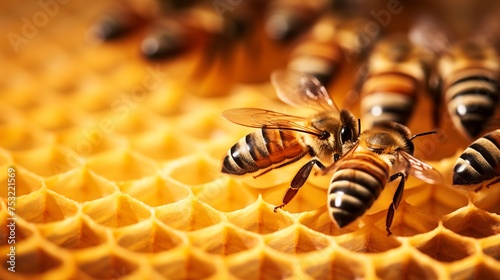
[222,108,323,136]
[271,70,340,113]
[408,16,451,54]
[397,151,443,184]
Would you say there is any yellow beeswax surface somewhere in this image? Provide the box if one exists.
[0,1,499,279]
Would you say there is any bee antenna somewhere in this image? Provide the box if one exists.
[410,130,437,141]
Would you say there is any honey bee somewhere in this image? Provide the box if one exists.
[409,17,500,139]
[287,14,377,87]
[323,121,442,235]
[91,0,201,42]
[356,34,434,127]
[453,129,500,191]
[91,0,258,62]
[222,70,359,209]
[264,0,328,42]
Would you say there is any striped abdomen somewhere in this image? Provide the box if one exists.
[453,129,500,188]
[287,40,342,87]
[328,152,390,227]
[361,71,419,127]
[445,68,499,138]
[222,128,306,175]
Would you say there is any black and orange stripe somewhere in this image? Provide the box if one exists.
[453,129,500,188]
[222,128,306,175]
[444,68,499,138]
[328,151,390,227]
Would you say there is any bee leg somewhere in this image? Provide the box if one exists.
[273,159,325,212]
[485,178,500,189]
[386,172,406,236]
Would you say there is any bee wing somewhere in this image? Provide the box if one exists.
[271,70,340,113]
[222,108,323,135]
[408,16,450,54]
[397,151,443,184]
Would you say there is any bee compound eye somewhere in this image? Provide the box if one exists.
[340,126,354,144]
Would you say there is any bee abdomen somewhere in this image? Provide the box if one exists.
[453,129,500,187]
[328,153,389,227]
[361,72,418,126]
[287,41,342,86]
[222,129,304,175]
[446,69,499,138]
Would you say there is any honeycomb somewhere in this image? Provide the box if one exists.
[1,1,500,279]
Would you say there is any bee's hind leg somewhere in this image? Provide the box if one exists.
[386,172,406,236]
[273,159,325,212]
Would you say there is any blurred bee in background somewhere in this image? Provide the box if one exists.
[354,33,435,128]
[323,121,442,235]
[222,70,359,210]
[90,0,201,44]
[264,0,328,42]
[409,16,500,140]
[287,14,380,88]
[453,128,500,191]
[264,0,375,43]
[90,0,261,65]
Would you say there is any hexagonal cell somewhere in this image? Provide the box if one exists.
[373,201,440,237]
[442,204,500,238]
[17,188,79,223]
[189,223,261,255]
[0,122,53,151]
[193,177,257,212]
[471,185,500,215]
[301,248,370,280]
[375,251,443,280]
[45,166,117,203]
[111,106,163,136]
[263,183,326,213]
[481,235,500,260]
[115,220,186,253]
[82,193,152,228]
[450,259,500,280]
[404,183,469,217]
[143,81,184,116]
[86,148,158,181]
[265,224,331,254]
[130,126,199,161]
[118,174,191,207]
[413,230,477,263]
[298,205,360,236]
[0,243,66,275]
[38,216,108,249]
[226,196,295,234]
[0,216,36,244]
[227,249,295,279]
[177,108,229,141]
[0,165,43,197]
[54,126,128,158]
[152,247,219,279]
[75,248,139,279]
[164,154,221,186]
[335,226,402,253]
[12,144,84,177]
[27,102,79,131]
[155,197,224,231]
